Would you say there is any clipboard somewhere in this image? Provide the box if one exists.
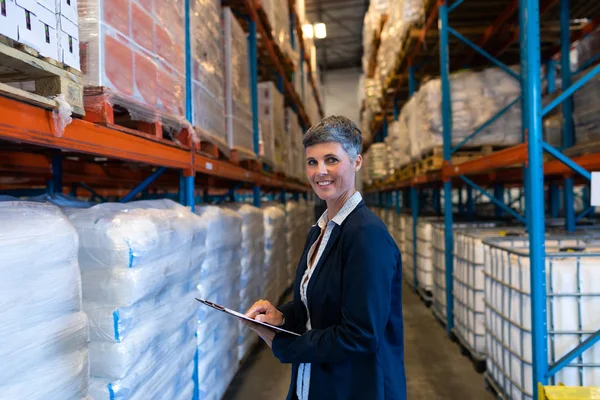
[195,298,301,336]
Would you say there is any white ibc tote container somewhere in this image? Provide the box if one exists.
[431,221,499,326]
[452,228,526,362]
[483,235,600,400]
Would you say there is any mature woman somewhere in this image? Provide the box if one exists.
[246,115,406,400]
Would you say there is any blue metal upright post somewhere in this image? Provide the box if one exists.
[521,0,548,394]
[440,0,454,336]
[410,186,419,292]
[52,154,63,195]
[248,21,260,155]
[179,171,185,205]
[494,184,505,217]
[185,176,195,212]
[560,0,575,231]
[252,186,261,208]
[408,65,417,96]
[382,117,388,139]
[395,190,401,214]
[393,98,400,121]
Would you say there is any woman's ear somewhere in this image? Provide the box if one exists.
[354,154,363,172]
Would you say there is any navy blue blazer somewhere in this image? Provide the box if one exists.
[272,201,406,400]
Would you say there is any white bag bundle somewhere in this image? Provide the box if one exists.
[68,199,200,399]
[226,203,266,361]
[262,204,287,303]
[194,205,243,398]
[0,201,90,400]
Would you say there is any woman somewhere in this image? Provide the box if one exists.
[245,116,406,400]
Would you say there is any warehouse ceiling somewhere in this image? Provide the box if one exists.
[305,0,369,71]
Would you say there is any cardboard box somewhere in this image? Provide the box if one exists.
[59,0,76,23]
[36,4,58,60]
[15,0,41,51]
[59,15,79,69]
[37,0,56,12]
[0,0,19,41]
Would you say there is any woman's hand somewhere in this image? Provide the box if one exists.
[244,300,284,348]
[245,299,284,326]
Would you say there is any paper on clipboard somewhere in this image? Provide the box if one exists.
[195,298,301,336]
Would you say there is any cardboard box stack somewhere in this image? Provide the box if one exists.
[258,82,284,170]
[79,0,186,124]
[223,7,254,159]
[2,0,79,68]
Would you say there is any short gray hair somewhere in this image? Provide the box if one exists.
[303,115,362,160]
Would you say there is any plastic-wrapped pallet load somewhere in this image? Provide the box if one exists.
[285,200,307,285]
[0,201,90,400]
[79,0,187,131]
[226,204,265,362]
[399,214,414,285]
[376,0,425,87]
[261,0,291,58]
[573,65,600,145]
[223,8,254,159]
[385,119,411,170]
[262,204,288,303]
[194,205,242,400]
[368,143,388,180]
[431,221,499,325]
[191,0,227,147]
[451,227,526,365]
[411,67,522,159]
[483,235,600,400]
[258,82,284,170]
[67,199,203,400]
[361,1,388,73]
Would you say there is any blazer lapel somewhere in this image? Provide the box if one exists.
[307,224,341,308]
[296,226,321,279]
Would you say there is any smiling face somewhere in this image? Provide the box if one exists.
[305,141,363,204]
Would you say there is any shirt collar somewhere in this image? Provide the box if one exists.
[314,192,363,228]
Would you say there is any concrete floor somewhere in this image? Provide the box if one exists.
[223,283,494,400]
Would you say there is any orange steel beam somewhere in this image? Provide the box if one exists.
[494,0,560,58]
[250,0,311,127]
[0,97,192,169]
[443,143,528,178]
[544,153,600,176]
[0,97,309,191]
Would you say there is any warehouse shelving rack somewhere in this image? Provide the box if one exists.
[364,0,600,397]
[0,0,324,210]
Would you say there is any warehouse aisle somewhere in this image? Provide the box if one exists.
[223,283,494,400]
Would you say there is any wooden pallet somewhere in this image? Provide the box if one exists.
[83,87,190,149]
[0,35,84,115]
[563,139,600,158]
[414,145,511,175]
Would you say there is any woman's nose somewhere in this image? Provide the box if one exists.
[318,162,328,175]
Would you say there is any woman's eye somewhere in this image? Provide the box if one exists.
[326,158,338,164]
[307,160,317,166]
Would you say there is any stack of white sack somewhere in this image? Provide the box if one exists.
[194,205,242,400]
[573,65,600,145]
[67,199,202,400]
[368,143,388,179]
[262,204,288,303]
[225,203,265,362]
[376,0,425,88]
[385,119,411,170]
[411,67,522,159]
[286,201,305,286]
[361,0,388,73]
[0,200,90,400]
